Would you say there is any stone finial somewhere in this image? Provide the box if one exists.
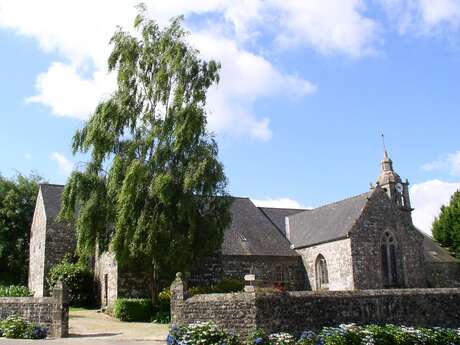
[52,281,69,305]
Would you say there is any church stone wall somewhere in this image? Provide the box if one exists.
[94,251,118,307]
[350,188,427,290]
[42,222,76,296]
[189,255,307,291]
[425,262,460,288]
[297,238,354,291]
[221,255,306,291]
[28,190,47,297]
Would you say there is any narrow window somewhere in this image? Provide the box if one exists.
[104,274,109,306]
[315,254,329,290]
[381,231,399,287]
[273,266,285,283]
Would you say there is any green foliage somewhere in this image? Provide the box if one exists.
[47,258,93,307]
[0,315,47,339]
[167,321,241,345]
[0,285,31,297]
[432,189,460,257]
[154,287,172,323]
[189,279,244,296]
[114,298,154,322]
[58,4,231,300]
[0,173,43,285]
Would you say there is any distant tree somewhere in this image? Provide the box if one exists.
[58,6,231,301]
[0,173,43,284]
[432,189,460,257]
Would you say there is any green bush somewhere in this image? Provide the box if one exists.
[114,298,154,322]
[47,259,93,307]
[154,288,172,324]
[0,285,31,297]
[0,315,47,339]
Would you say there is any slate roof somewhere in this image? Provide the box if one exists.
[288,192,371,249]
[420,230,460,263]
[222,198,299,256]
[258,207,306,236]
[40,184,65,221]
[38,184,298,257]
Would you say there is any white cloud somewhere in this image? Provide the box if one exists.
[421,151,460,176]
[380,0,460,34]
[50,152,73,176]
[411,179,460,235]
[26,62,115,119]
[191,33,316,140]
[269,0,380,58]
[251,197,310,209]
[0,0,324,140]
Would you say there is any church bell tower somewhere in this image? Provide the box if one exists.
[376,150,412,212]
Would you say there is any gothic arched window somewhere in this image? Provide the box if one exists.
[381,230,399,287]
[315,254,329,290]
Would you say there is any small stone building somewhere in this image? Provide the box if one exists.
[28,151,460,306]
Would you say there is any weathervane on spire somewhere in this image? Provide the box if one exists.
[381,132,386,152]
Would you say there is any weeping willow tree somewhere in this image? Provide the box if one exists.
[58,5,231,300]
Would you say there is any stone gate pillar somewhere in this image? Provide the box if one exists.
[51,281,69,338]
[170,272,188,325]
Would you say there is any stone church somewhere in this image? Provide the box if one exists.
[28,151,460,306]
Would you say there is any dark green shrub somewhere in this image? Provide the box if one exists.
[0,285,31,297]
[154,288,171,323]
[214,279,244,293]
[47,259,93,307]
[114,298,154,322]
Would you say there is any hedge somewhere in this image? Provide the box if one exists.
[113,298,154,322]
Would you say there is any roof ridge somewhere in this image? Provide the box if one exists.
[40,183,65,187]
[310,191,370,211]
[258,206,308,211]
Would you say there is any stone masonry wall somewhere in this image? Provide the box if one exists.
[170,274,257,337]
[425,262,460,288]
[43,222,76,296]
[0,282,69,338]
[222,255,306,291]
[94,251,118,307]
[297,238,353,291]
[28,190,47,297]
[350,188,427,290]
[189,255,307,291]
[171,275,460,339]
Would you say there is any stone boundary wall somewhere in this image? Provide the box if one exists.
[171,274,460,338]
[0,282,69,338]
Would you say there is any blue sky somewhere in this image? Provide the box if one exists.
[0,1,459,234]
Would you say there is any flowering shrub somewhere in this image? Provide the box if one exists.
[0,315,47,339]
[268,332,296,345]
[187,323,460,345]
[167,322,241,345]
